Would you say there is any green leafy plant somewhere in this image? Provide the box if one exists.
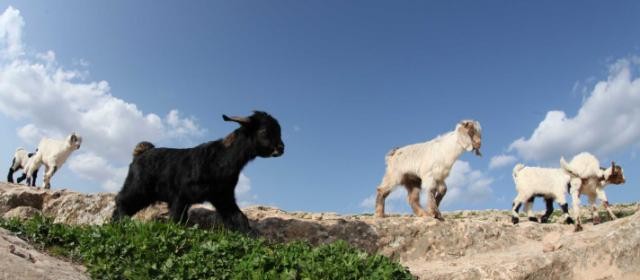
[0,216,414,280]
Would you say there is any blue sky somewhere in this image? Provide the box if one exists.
[1,1,639,214]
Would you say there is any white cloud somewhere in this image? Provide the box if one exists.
[509,57,640,162]
[359,160,493,212]
[442,161,493,206]
[68,152,127,192]
[0,6,24,59]
[489,154,518,170]
[235,173,258,207]
[0,7,205,191]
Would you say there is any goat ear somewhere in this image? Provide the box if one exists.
[223,115,251,125]
[460,121,470,128]
[611,161,616,169]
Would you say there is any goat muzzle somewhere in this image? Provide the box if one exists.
[472,141,482,156]
[271,144,285,157]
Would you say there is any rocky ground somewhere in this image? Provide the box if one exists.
[0,182,639,279]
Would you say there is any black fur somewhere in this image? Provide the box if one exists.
[24,167,38,186]
[512,202,522,224]
[561,203,574,224]
[540,198,554,223]
[16,173,27,184]
[7,157,15,183]
[112,111,284,234]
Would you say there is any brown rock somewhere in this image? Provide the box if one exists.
[2,206,42,220]
[0,228,89,279]
[0,182,639,279]
[0,184,49,214]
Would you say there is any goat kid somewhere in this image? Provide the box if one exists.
[112,111,284,234]
[25,133,82,189]
[375,120,482,220]
[7,148,38,185]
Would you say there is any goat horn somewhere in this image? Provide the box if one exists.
[223,115,251,124]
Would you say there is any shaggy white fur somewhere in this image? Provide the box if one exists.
[26,133,82,189]
[561,152,626,230]
[510,164,573,224]
[375,120,482,220]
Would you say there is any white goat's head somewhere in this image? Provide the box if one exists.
[603,161,625,185]
[456,120,482,156]
[66,132,82,150]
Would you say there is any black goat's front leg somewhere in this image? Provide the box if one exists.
[214,194,252,235]
[169,198,190,224]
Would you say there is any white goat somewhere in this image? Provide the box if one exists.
[375,120,482,220]
[510,164,574,225]
[26,133,82,189]
[6,148,38,184]
[560,152,625,230]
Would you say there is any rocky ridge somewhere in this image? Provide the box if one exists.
[0,182,639,279]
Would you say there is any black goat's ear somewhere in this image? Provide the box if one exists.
[223,115,251,125]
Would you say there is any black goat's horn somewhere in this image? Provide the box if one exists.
[223,115,251,124]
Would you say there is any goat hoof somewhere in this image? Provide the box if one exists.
[511,217,519,224]
[540,217,550,223]
[432,213,444,221]
[574,224,583,232]
[593,217,601,225]
[565,217,575,224]
[528,217,539,223]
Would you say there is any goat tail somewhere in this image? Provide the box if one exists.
[559,156,578,177]
[512,163,525,179]
[132,141,155,157]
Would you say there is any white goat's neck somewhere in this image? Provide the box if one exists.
[435,131,466,171]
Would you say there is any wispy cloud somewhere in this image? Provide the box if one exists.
[489,154,517,170]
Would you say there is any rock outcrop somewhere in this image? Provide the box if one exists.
[0,227,88,280]
[0,182,639,279]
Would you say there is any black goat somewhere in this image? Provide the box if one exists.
[112,111,284,234]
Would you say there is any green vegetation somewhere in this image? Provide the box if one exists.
[0,216,413,280]
[542,206,637,223]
